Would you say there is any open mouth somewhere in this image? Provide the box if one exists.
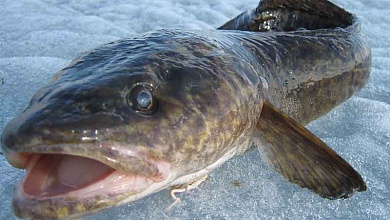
[19,153,167,198]
[24,154,146,197]
[8,152,172,219]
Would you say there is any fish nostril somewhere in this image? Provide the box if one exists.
[1,129,19,151]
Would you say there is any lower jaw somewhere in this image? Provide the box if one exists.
[13,166,157,219]
[12,174,177,219]
[12,158,174,219]
[12,183,134,219]
[3,145,176,217]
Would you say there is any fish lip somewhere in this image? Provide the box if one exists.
[12,164,145,219]
[4,142,170,180]
[6,145,172,219]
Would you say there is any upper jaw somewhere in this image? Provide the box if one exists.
[1,109,170,180]
[3,141,169,180]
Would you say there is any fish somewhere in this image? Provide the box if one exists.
[0,0,371,219]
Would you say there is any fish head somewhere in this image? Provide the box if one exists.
[1,30,262,219]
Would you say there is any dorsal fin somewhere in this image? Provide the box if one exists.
[253,101,366,199]
[218,0,353,32]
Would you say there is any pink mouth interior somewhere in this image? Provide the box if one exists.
[24,155,115,196]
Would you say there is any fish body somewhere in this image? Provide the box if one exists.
[1,0,371,219]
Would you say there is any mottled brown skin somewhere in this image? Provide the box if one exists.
[2,30,263,219]
[1,0,370,219]
[219,0,371,125]
[219,0,370,199]
[2,30,262,175]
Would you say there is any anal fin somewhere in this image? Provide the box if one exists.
[253,101,366,199]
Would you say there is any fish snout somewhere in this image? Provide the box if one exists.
[1,103,171,180]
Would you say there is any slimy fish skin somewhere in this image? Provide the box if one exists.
[1,0,370,219]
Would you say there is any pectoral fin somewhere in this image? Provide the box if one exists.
[253,101,366,199]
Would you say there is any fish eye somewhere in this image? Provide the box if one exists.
[127,84,157,115]
[136,91,152,109]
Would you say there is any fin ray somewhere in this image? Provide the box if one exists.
[253,101,366,199]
